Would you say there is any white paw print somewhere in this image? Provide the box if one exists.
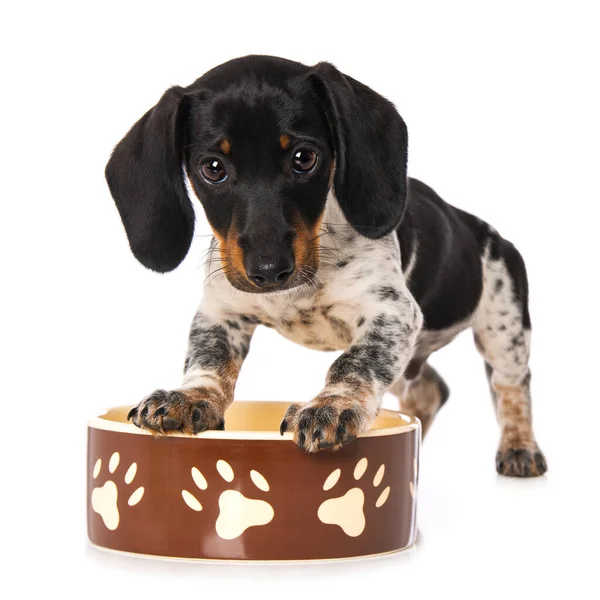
[91,452,144,531]
[317,457,390,537]
[182,459,274,540]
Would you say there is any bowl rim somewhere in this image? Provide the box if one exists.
[88,400,421,440]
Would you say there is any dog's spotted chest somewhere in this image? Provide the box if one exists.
[206,198,407,353]
[255,296,360,352]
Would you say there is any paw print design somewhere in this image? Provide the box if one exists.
[181,459,274,540]
[91,452,145,531]
[317,458,390,537]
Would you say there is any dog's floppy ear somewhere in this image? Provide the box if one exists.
[310,63,408,238]
[105,86,194,272]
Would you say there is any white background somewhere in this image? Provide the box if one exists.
[2,1,599,598]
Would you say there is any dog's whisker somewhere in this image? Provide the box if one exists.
[317,249,343,262]
[206,271,229,288]
[296,267,319,297]
[198,241,221,272]
[303,265,323,288]
[321,221,380,232]
[318,229,349,261]
[204,263,231,287]
[317,258,342,271]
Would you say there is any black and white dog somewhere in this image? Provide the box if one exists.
[106,55,546,477]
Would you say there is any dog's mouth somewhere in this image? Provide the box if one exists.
[206,212,324,294]
[209,232,320,295]
[215,250,321,294]
[225,265,319,295]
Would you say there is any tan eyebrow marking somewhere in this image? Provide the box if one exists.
[279,135,291,150]
[220,139,231,155]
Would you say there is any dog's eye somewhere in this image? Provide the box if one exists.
[201,158,228,183]
[292,149,317,173]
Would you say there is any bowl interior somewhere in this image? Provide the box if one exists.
[98,401,413,434]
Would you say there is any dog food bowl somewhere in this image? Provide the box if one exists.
[87,401,420,562]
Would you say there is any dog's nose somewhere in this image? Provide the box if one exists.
[245,255,295,287]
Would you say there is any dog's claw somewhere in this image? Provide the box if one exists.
[127,389,225,435]
[297,430,306,448]
[496,447,548,477]
[280,400,365,452]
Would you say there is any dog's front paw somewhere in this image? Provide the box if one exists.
[280,396,374,453]
[496,445,547,477]
[127,389,225,435]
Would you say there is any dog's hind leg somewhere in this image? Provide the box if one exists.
[388,359,450,436]
[473,236,547,477]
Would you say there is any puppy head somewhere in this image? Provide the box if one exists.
[105,55,408,293]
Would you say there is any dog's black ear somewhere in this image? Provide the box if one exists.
[105,86,194,272]
[311,63,408,238]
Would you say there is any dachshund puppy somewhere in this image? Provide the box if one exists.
[106,55,546,477]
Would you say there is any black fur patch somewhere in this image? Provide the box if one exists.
[240,314,261,325]
[373,285,401,302]
[327,313,409,387]
[297,309,314,326]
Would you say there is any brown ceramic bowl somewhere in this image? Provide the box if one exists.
[87,401,420,562]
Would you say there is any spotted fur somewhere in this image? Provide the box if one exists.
[389,363,449,436]
[196,196,423,451]
[106,55,546,476]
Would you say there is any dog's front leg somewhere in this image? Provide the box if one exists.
[128,302,256,435]
[281,294,423,452]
